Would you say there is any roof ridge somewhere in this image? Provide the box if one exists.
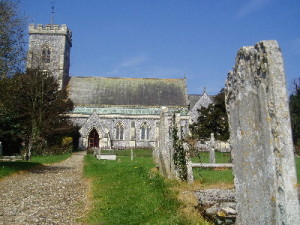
[69,76,185,81]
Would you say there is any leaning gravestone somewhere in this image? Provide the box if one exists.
[225,40,300,224]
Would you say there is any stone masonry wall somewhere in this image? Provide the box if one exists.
[71,114,160,149]
[27,24,71,89]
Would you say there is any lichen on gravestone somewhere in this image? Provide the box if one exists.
[225,40,300,224]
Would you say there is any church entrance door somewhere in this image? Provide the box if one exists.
[88,129,99,148]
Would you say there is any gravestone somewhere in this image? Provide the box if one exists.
[209,133,216,163]
[0,142,2,156]
[225,40,300,224]
[157,107,174,178]
[99,155,117,160]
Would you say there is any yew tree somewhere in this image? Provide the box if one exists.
[190,88,229,141]
[290,78,300,151]
[0,69,74,157]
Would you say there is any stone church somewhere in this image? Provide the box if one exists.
[27,23,211,149]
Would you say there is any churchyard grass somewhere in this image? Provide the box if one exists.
[193,168,234,185]
[0,152,72,179]
[190,152,234,185]
[83,151,210,225]
[0,161,40,179]
[191,151,231,163]
[192,154,300,185]
[296,156,300,183]
[31,152,72,164]
[100,148,152,157]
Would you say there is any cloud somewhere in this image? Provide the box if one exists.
[140,66,185,78]
[236,0,271,18]
[104,53,187,78]
[119,55,149,67]
[106,63,184,79]
[105,54,149,76]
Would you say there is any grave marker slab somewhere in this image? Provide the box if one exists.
[209,133,216,164]
[225,40,300,224]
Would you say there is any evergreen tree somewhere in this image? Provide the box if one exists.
[0,69,74,157]
[190,88,229,141]
[290,78,300,152]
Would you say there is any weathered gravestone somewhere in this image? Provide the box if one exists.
[209,133,216,164]
[225,40,300,224]
[156,107,174,178]
[131,149,133,161]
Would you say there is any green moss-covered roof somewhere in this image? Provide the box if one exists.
[72,106,189,115]
[67,77,188,107]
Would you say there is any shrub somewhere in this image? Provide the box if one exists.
[62,136,72,147]
[86,149,95,155]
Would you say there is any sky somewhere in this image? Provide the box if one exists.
[18,0,300,95]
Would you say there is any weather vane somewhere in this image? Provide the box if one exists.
[50,1,55,25]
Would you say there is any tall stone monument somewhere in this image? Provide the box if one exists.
[225,40,299,224]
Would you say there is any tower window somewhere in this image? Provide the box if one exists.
[42,46,51,63]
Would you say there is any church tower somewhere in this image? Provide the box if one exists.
[27,24,72,89]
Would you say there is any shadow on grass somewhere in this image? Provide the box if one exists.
[29,165,73,174]
[0,162,75,179]
[0,161,41,179]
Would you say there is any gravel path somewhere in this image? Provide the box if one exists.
[0,152,88,225]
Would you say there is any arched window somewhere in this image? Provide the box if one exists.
[140,122,150,140]
[115,122,124,140]
[42,45,51,63]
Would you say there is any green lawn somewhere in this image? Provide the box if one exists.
[191,152,234,185]
[83,151,208,225]
[296,157,300,183]
[0,153,72,179]
[31,153,71,164]
[193,153,300,185]
[192,151,232,163]
[193,168,234,185]
[100,148,153,157]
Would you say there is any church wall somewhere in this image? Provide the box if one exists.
[70,114,189,149]
[71,115,159,149]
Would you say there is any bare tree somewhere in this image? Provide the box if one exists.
[0,0,26,78]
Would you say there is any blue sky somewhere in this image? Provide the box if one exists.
[19,0,300,95]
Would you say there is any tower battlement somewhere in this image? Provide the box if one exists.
[27,23,72,89]
[29,24,72,45]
